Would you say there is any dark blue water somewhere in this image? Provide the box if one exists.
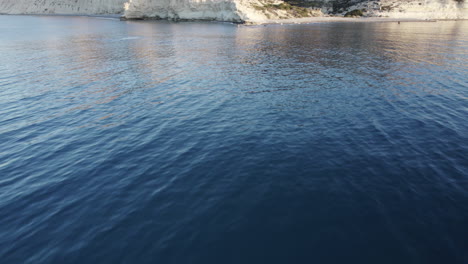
[0,15,467,264]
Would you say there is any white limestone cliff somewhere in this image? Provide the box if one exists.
[0,0,126,15]
[122,0,321,23]
[346,0,467,19]
[122,0,244,21]
[0,0,466,21]
[121,0,467,21]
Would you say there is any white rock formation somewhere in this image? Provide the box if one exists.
[0,0,466,21]
[0,0,126,15]
[122,0,242,21]
[122,0,320,23]
[349,0,467,19]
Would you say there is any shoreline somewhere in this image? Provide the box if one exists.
[248,16,437,25]
[1,13,466,25]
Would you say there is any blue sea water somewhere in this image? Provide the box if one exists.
[0,15,467,264]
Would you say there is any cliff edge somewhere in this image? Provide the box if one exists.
[1,0,466,22]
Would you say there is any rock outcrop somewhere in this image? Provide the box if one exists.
[0,0,466,22]
[0,0,127,15]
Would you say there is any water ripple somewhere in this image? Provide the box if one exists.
[0,16,467,264]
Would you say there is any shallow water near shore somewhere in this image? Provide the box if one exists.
[0,15,467,264]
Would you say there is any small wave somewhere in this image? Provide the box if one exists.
[119,36,142,41]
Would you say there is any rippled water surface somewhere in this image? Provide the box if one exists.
[0,15,467,264]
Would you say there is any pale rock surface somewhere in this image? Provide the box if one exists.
[0,0,127,14]
[122,0,319,23]
[0,0,466,21]
[348,0,467,19]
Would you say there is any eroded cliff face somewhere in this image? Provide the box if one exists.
[0,0,126,15]
[122,0,243,21]
[0,0,466,21]
[0,0,319,22]
[122,0,467,21]
[122,0,320,22]
[335,0,467,19]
